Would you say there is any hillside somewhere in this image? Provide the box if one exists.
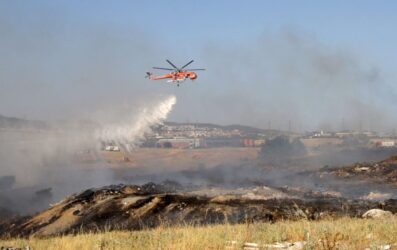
[163,121,282,136]
[0,115,48,129]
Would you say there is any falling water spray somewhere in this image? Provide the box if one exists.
[96,95,177,151]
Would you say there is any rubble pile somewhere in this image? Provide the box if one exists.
[322,156,397,185]
[1,183,396,237]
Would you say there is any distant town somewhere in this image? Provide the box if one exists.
[139,122,397,150]
[1,115,396,151]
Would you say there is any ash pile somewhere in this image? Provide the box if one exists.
[1,182,396,237]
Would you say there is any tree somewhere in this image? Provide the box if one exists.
[162,141,173,148]
[259,136,307,164]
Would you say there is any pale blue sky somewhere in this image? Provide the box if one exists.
[1,1,396,131]
[5,1,396,63]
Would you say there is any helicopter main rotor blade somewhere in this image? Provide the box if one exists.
[153,67,175,70]
[166,60,179,71]
[180,60,194,70]
[184,68,206,71]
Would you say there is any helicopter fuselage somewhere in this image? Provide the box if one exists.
[146,59,204,85]
[148,71,197,83]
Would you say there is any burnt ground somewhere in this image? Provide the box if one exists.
[116,155,397,201]
[1,156,397,237]
[319,156,397,185]
[1,182,396,237]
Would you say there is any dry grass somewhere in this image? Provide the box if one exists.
[1,217,397,249]
[100,147,259,170]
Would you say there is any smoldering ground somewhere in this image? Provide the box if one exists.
[113,154,397,201]
[2,120,397,217]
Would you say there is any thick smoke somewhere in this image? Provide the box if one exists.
[0,95,177,214]
[0,95,177,185]
[170,31,397,132]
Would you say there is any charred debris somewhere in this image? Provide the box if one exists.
[0,181,396,237]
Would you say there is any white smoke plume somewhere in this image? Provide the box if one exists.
[96,95,177,151]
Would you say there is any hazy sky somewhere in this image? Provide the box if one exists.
[1,1,396,131]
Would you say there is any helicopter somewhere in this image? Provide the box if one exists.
[146,59,205,86]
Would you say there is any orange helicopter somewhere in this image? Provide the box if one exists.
[146,60,205,86]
